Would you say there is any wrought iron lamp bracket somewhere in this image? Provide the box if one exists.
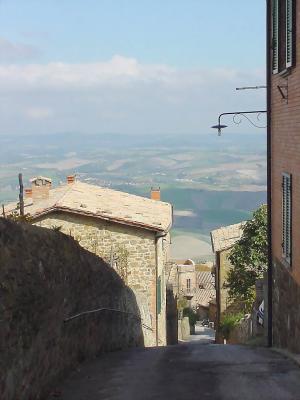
[212,110,267,136]
[277,85,288,102]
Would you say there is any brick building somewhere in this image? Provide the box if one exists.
[269,0,300,352]
[5,177,173,347]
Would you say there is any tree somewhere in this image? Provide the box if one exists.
[6,210,32,223]
[225,204,267,308]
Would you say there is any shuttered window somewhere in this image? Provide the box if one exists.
[282,173,292,264]
[286,0,294,67]
[187,278,191,292]
[272,0,295,73]
[272,0,279,73]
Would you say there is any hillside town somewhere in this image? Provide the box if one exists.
[2,1,300,400]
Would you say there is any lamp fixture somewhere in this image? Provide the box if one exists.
[211,110,267,136]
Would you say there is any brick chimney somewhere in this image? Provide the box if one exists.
[25,188,33,198]
[151,187,161,201]
[67,175,75,185]
[30,177,52,202]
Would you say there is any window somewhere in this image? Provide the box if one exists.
[272,0,295,73]
[282,173,292,264]
[186,278,191,291]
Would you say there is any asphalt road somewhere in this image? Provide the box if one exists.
[50,343,300,400]
[189,324,215,343]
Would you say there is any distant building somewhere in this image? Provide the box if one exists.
[5,176,173,347]
[268,0,300,352]
[167,259,215,318]
[210,222,245,338]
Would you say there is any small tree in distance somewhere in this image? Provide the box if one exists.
[225,204,268,310]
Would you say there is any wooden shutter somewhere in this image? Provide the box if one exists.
[286,0,294,67]
[272,0,279,73]
[157,276,162,314]
[282,173,292,264]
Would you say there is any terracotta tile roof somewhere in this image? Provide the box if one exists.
[195,271,216,307]
[4,181,172,232]
[210,222,245,253]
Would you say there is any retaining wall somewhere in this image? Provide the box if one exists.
[0,218,143,400]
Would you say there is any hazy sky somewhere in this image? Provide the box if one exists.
[0,0,266,136]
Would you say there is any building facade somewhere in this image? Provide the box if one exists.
[167,259,215,318]
[269,0,300,352]
[210,223,245,338]
[5,177,173,347]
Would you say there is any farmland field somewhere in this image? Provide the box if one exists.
[0,133,266,261]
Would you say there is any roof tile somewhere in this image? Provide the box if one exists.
[5,181,172,232]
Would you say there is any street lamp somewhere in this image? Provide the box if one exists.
[211,106,271,347]
[211,123,228,136]
[211,110,267,136]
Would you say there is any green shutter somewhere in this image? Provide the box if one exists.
[286,0,294,68]
[282,173,292,264]
[157,276,162,314]
[272,0,279,73]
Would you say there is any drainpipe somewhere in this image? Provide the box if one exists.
[266,0,273,347]
[155,230,169,346]
[155,235,159,346]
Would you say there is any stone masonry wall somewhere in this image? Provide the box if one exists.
[273,258,300,353]
[33,211,168,346]
[219,249,233,313]
[0,218,143,400]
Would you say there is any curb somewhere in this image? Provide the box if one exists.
[272,347,300,368]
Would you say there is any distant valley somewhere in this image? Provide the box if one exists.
[0,133,267,261]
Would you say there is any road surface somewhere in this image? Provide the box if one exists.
[49,342,300,400]
[189,323,215,343]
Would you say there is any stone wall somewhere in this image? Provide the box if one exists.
[273,258,300,353]
[219,249,233,313]
[166,287,178,345]
[227,315,252,344]
[33,211,168,346]
[0,218,143,400]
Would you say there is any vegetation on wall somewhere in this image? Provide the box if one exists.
[219,312,244,340]
[6,210,32,223]
[225,204,267,309]
[183,307,198,327]
[177,295,188,315]
[114,244,129,284]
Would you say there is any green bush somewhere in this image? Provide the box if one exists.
[219,313,244,340]
[183,307,198,327]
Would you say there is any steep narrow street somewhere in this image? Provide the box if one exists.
[51,343,300,400]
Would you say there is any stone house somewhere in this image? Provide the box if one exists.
[194,269,216,320]
[5,176,173,347]
[210,222,244,337]
[268,0,300,352]
[167,259,215,317]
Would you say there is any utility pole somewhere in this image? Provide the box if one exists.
[18,173,24,217]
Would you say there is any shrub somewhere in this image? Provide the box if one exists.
[183,307,198,327]
[219,313,244,340]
